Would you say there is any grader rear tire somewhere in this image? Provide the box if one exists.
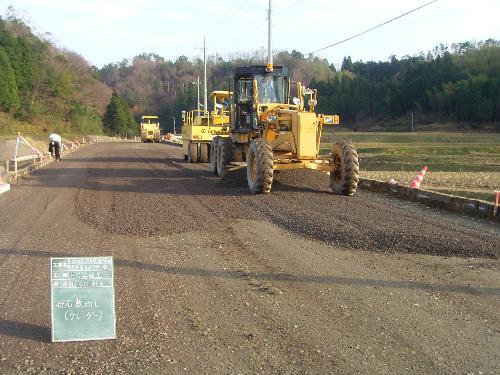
[246,139,273,194]
[188,142,198,163]
[199,143,209,163]
[330,141,359,195]
[210,137,220,174]
[217,138,233,176]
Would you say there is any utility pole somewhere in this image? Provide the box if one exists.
[203,36,208,114]
[266,0,273,72]
[197,75,200,112]
[173,116,176,135]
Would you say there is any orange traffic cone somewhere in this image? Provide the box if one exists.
[410,165,428,189]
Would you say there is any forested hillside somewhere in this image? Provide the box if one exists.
[0,14,112,135]
[314,40,500,130]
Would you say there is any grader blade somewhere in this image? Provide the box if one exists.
[218,163,247,188]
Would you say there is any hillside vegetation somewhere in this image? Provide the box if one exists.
[0,13,112,136]
[315,41,500,130]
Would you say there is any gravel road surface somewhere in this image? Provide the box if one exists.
[1,141,499,374]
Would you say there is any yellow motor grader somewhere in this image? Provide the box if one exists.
[210,64,359,195]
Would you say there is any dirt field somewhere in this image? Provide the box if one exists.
[321,131,500,201]
[0,142,499,374]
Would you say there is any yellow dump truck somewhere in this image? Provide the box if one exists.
[182,91,231,163]
[140,116,161,143]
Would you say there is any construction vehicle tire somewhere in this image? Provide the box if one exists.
[210,137,220,173]
[217,138,233,176]
[188,142,199,163]
[246,139,273,194]
[199,143,209,163]
[329,141,359,195]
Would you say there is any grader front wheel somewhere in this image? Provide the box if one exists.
[246,139,273,194]
[330,141,359,195]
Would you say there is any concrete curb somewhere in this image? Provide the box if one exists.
[358,178,499,223]
[163,140,182,147]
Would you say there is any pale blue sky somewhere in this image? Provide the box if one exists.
[5,0,500,67]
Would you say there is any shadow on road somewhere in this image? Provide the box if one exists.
[63,157,170,164]
[19,164,335,196]
[2,248,498,297]
[0,319,50,343]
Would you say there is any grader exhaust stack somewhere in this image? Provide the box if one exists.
[266,0,273,72]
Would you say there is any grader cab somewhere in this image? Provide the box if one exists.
[210,65,359,195]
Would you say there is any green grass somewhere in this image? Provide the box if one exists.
[0,112,102,138]
[321,129,500,201]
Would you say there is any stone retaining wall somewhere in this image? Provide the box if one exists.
[358,178,499,223]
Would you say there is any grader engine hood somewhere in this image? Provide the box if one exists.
[292,111,318,159]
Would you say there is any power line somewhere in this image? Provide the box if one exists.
[274,0,304,16]
[308,0,439,54]
[213,0,300,60]
[222,18,267,58]
[207,0,249,38]
[208,0,255,47]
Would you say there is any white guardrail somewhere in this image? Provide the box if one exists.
[1,134,100,189]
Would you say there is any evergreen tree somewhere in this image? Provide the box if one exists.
[341,56,353,71]
[118,93,138,136]
[103,91,136,136]
[0,46,19,111]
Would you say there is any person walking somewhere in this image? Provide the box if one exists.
[48,133,62,161]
